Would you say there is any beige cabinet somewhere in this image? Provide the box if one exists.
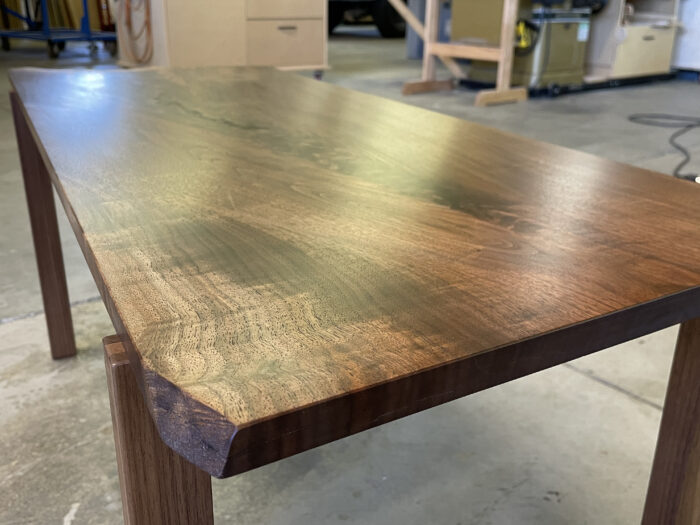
[611,24,677,78]
[247,0,324,20]
[244,0,326,70]
[119,0,327,70]
[586,0,679,81]
[247,20,325,68]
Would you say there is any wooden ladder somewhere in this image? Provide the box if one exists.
[387,0,528,107]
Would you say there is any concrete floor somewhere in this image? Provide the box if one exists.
[1,29,699,524]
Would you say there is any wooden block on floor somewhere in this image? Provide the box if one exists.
[474,87,528,107]
[402,79,455,95]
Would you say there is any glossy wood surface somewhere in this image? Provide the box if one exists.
[10,67,700,478]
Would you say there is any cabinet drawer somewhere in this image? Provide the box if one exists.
[247,20,324,67]
[612,25,676,78]
[247,0,323,20]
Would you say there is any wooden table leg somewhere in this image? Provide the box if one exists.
[473,0,528,107]
[642,318,700,524]
[103,336,214,525]
[401,0,456,96]
[10,92,76,359]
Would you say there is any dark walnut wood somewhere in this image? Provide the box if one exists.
[10,91,76,359]
[10,67,700,478]
[104,336,213,525]
[642,319,700,524]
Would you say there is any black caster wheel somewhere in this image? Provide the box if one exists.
[547,84,561,98]
[2,37,10,51]
[57,41,66,51]
[104,40,118,57]
[89,42,98,58]
[47,40,59,59]
[313,70,324,80]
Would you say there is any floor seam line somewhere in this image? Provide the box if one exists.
[563,363,664,411]
[0,295,102,326]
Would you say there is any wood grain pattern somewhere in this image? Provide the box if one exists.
[642,318,700,525]
[104,336,213,525]
[10,91,76,359]
[10,67,700,478]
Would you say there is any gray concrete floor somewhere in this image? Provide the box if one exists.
[1,29,699,524]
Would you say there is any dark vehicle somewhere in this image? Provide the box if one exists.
[329,0,406,38]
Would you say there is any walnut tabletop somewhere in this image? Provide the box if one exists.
[10,67,700,481]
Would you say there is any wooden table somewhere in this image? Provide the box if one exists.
[10,67,700,525]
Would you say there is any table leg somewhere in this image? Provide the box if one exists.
[10,92,76,359]
[642,318,700,525]
[103,336,214,525]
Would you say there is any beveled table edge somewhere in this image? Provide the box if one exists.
[10,79,700,478]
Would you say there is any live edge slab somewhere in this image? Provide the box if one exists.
[9,67,700,523]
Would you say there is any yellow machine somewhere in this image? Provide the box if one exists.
[452,0,592,92]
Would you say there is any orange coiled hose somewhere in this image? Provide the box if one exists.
[118,0,152,64]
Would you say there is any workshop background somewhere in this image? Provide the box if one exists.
[1,0,699,523]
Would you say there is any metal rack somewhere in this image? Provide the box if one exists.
[0,0,116,58]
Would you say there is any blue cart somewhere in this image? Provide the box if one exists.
[0,0,116,58]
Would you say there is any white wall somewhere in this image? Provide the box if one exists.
[673,0,700,71]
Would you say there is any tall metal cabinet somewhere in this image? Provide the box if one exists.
[586,0,679,81]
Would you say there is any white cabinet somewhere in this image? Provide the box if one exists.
[117,0,327,70]
[586,0,679,81]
